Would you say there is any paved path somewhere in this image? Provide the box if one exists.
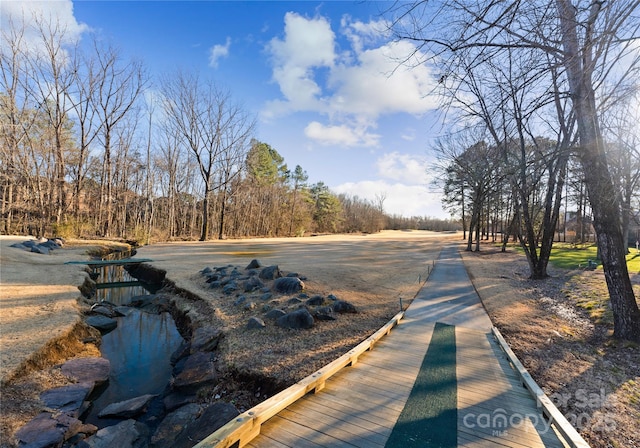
[245,245,566,447]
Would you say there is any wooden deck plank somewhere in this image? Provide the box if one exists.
[456,327,554,448]
[286,396,394,436]
[262,415,361,448]
[277,406,388,447]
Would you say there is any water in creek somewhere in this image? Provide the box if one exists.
[84,263,185,428]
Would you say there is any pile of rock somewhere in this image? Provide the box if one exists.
[15,337,238,448]
[9,237,65,254]
[200,259,358,331]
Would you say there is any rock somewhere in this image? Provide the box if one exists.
[243,301,257,310]
[171,402,239,448]
[83,419,149,448]
[40,383,94,417]
[286,297,302,305]
[151,403,202,447]
[314,306,337,321]
[245,259,261,269]
[190,327,224,353]
[170,341,191,365]
[31,245,50,255]
[125,262,165,285]
[91,305,115,318]
[15,412,66,447]
[61,357,110,386]
[243,276,264,292]
[114,306,134,316]
[259,265,281,280]
[259,292,273,301]
[200,267,213,275]
[163,392,197,413]
[173,352,217,391]
[205,273,222,283]
[273,277,304,294]
[15,411,92,448]
[333,300,358,314]
[247,317,266,329]
[264,309,286,320]
[233,295,247,306]
[222,282,238,295]
[327,294,338,301]
[306,295,325,306]
[86,315,118,334]
[98,394,156,419]
[276,308,315,330]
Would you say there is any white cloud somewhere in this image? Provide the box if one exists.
[304,121,380,147]
[332,152,445,217]
[262,13,438,147]
[209,37,231,68]
[264,12,335,113]
[1,0,88,55]
[376,152,428,185]
[333,180,445,218]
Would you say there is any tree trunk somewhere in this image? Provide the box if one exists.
[557,0,640,341]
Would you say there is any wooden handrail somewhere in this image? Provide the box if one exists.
[491,327,590,448]
[193,309,406,448]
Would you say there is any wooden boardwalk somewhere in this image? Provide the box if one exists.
[200,246,582,447]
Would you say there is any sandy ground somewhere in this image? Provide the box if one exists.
[0,236,128,381]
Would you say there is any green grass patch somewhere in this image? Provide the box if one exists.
[507,241,640,273]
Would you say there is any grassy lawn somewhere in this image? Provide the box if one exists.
[547,242,640,274]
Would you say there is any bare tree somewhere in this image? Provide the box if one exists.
[0,15,35,233]
[389,0,640,341]
[29,12,78,225]
[92,40,145,237]
[161,72,254,241]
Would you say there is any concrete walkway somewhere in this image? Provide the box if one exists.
[245,245,567,447]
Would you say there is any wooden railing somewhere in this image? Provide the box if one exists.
[491,327,590,448]
[193,309,406,448]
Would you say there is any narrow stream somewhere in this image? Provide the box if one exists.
[84,260,185,429]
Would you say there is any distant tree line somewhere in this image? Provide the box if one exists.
[0,13,421,241]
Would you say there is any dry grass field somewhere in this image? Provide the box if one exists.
[1,232,638,447]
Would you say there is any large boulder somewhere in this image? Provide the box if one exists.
[272,277,304,294]
[247,317,266,329]
[40,383,94,417]
[190,327,224,353]
[83,419,149,448]
[15,412,93,448]
[61,357,110,387]
[86,315,118,334]
[332,300,358,314]
[259,265,281,280]
[173,352,217,391]
[171,402,240,448]
[276,308,315,330]
[151,403,203,447]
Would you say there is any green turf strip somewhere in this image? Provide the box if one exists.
[385,322,457,448]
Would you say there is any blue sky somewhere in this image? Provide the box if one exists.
[3,0,450,218]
